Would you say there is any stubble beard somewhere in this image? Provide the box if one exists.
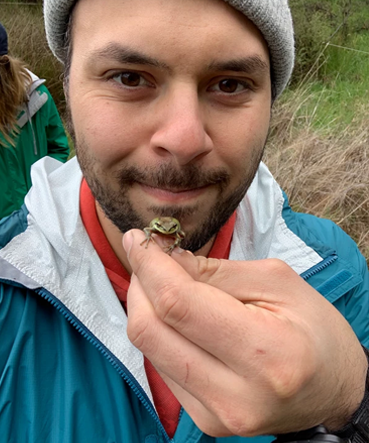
[73,131,265,253]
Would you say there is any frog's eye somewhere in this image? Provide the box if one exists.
[153,221,163,229]
[167,224,179,233]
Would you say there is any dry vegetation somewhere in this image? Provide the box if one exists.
[266,84,369,260]
[1,1,369,260]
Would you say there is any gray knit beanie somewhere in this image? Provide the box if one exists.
[43,0,294,97]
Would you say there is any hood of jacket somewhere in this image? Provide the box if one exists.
[16,70,47,129]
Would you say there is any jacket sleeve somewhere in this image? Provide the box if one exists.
[322,221,369,348]
[344,249,369,348]
[42,86,70,163]
[281,207,369,348]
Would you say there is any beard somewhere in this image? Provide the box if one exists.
[72,127,265,253]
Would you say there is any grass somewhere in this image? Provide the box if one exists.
[263,29,369,260]
[282,32,369,131]
[1,2,369,260]
[265,83,369,260]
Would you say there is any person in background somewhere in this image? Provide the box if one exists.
[0,21,69,219]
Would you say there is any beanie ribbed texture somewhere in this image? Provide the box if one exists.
[43,0,294,97]
[225,0,294,96]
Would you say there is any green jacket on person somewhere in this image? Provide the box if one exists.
[0,71,69,219]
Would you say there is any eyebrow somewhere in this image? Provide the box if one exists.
[87,43,269,76]
[207,56,270,76]
[87,43,170,70]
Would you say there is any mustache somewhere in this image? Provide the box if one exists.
[115,163,231,191]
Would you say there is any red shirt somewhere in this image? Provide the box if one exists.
[80,179,236,438]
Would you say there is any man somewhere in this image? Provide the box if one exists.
[0,0,367,441]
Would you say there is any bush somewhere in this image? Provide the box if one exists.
[290,0,369,85]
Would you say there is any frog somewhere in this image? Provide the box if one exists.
[140,217,186,255]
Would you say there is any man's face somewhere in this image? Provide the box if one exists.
[68,0,272,252]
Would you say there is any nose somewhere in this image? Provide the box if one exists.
[150,86,213,165]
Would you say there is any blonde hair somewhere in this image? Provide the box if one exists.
[0,54,32,147]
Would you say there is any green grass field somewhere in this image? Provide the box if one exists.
[292,34,369,130]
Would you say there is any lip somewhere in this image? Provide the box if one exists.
[138,183,209,203]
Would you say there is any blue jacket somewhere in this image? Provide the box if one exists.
[0,157,368,443]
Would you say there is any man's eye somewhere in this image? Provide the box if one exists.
[214,79,249,94]
[112,72,148,87]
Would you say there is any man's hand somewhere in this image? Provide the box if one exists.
[123,229,367,437]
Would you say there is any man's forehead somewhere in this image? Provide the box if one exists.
[71,0,270,71]
[72,0,264,41]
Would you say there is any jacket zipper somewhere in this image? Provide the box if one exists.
[35,286,172,443]
[26,103,38,156]
[300,253,338,281]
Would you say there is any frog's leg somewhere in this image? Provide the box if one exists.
[140,227,156,249]
[163,235,183,255]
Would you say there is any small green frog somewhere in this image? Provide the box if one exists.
[141,217,186,255]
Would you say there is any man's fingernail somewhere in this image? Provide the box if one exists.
[123,231,134,257]
[172,247,185,254]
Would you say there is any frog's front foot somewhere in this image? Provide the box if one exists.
[140,228,155,249]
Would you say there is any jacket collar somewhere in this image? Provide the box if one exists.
[229,161,323,274]
[17,70,47,129]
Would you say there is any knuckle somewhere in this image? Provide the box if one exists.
[266,350,316,400]
[263,258,291,278]
[196,256,222,280]
[269,370,300,399]
[127,313,152,351]
[217,404,263,436]
[154,280,190,326]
